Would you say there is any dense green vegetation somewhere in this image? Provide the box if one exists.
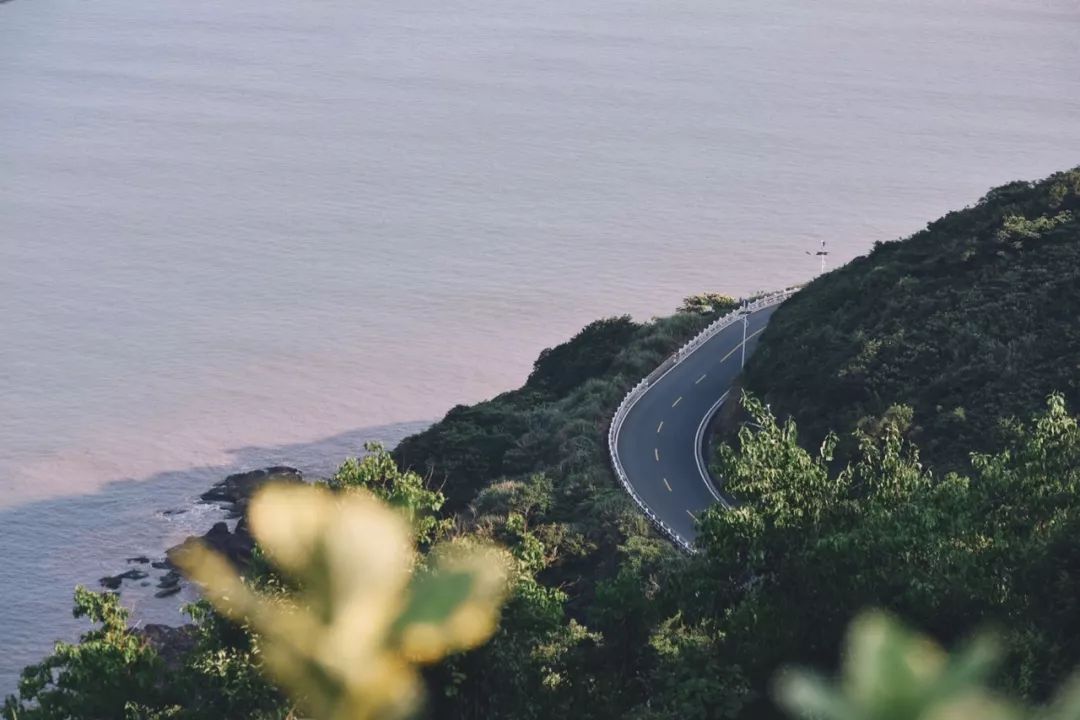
[745,167,1080,471]
[7,169,1080,720]
[395,302,738,718]
[694,392,1080,715]
[3,583,285,719]
[3,446,508,720]
[4,307,726,720]
[14,392,1080,720]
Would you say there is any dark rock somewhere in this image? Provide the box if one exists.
[98,568,148,589]
[137,624,196,668]
[103,466,301,604]
[167,519,255,570]
[162,508,187,516]
[140,581,151,587]
[199,466,302,514]
[163,466,302,584]
[205,521,230,541]
[158,570,181,589]
[198,485,232,503]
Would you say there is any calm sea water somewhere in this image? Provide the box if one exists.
[2,0,1078,694]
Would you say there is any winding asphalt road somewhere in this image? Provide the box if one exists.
[614,304,781,543]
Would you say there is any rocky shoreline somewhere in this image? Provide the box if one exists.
[98,466,304,598]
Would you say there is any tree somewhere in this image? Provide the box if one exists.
[688,393,1080,717]
[3,588,174,720]
[328,442,450,547]
[745,167,1080,473]
[678,293,739,316]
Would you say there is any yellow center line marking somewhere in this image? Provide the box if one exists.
[663,478,672,492]
[672,396,683,408]
[657,420,664,433]
[654,448,660,462]
[695,373,707,384]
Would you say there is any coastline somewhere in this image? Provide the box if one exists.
[0,420,430,697]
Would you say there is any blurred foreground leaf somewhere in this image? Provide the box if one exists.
[178,483,509,720]
[774,610,1080,720]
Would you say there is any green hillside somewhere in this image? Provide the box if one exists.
[9,169,1080,720]
[745,168,1080,470]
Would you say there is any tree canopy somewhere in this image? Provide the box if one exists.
[8,168,1080,720]
[745,167,1080,471]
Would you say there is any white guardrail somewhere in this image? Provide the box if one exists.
[607,287,800,554]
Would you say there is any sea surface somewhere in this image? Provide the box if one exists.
[2,0,1078,696]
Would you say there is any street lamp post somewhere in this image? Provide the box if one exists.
[740,306,749,369]
[807,239,829,275]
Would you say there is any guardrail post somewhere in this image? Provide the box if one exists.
[607,287,799,556]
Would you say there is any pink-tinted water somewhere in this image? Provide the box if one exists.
[2,0,1078,694]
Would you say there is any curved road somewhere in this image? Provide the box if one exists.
[615,303,781,543]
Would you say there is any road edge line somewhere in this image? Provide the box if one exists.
[694,390,731,506]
